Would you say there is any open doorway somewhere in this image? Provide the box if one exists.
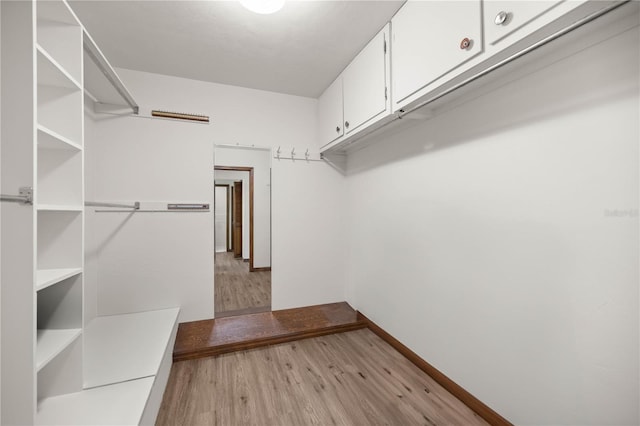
[214,147,271,318]
[214,166,256,267]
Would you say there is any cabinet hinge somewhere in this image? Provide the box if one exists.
[383,39,387,54]
[385,87,388,100]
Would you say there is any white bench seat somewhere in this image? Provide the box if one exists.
[36,308,179,425]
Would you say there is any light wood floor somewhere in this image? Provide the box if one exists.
[157,329,488,426]
[215,252,271,317]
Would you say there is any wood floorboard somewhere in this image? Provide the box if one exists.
[157,329,490,426]
[215,252,271,315]
[174,302,366,361]
[358,312,512,426]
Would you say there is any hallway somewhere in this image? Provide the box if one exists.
[214,252,271,317]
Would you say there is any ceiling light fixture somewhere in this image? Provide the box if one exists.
[240,0,285,14]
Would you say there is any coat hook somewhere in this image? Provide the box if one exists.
[291,147,296,159]
[276,146,281,159]
[305,148,310,160]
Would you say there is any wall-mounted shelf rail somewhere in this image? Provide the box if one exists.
[86,201,210,212]
[167,203,210,210]
[1,187,34,204]
[83,29,139,114]
[85,201,140,210]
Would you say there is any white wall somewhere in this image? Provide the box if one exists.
[85,68,347,321]
[214,186,228,253]
[85,113,214,323]
[215,146,271,267]
[346,18,639,426]
[272,159,347,309]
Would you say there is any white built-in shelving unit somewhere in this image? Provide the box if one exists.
[34,0,85,414]
[2,1,177,424]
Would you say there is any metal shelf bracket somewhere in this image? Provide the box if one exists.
[0,186,33,205]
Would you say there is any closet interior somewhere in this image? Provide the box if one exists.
[1,0,637,425]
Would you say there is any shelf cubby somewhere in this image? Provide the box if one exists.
[37,210,83,271]
[37,146,82,207]
[38,124,82,151]
[36,328,82,372]
[36,333,83,402]
[36,45,81,91]
[37,84,82,147]
[36,272,83,400]
[37,273,82,331]
[36,0,82,85]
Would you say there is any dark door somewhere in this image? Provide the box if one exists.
[233,181,243,258]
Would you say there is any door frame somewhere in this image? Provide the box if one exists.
[214,184,231,251]
[214,166,257,271]
[232,180,243,258]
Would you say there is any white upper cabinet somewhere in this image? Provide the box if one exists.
[318,76,344,147]
[318,24,391,149]
[318,0,622,153]
[485,1,570,47]
[343,24,389,135]
[391,1,483,110]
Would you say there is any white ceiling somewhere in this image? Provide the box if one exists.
[69,1,405,98]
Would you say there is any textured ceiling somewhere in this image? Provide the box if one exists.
[69,1,405,98]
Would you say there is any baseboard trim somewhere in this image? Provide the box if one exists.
[250,267,271,272]
[357,311,512,426]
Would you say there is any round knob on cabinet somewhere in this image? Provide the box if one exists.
[345,121,350,129]
[459,38,471,50]
[336,126,341,133]
[494,11,508,25]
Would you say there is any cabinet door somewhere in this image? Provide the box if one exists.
[485,1,565,46]
[317,76,343,147]
[392,0,483,106]
[343,24,389,134]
